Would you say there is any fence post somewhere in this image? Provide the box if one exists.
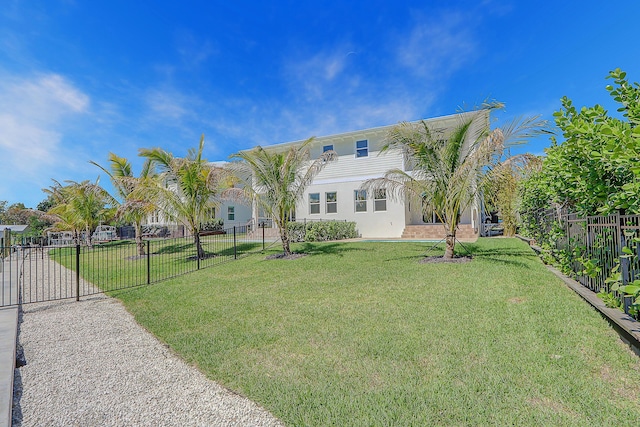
[147,240,151,285]
[262,222,265,252]
[620,213,630,287]
[75,244,80,302]
[234,226,237,260]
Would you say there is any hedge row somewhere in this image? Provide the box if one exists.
[287,221,358,242]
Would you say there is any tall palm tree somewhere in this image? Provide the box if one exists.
[44,179,117,246]
[139,135,224,260]
[90,154,157,256]
[362,107,547,259]
[229,138,337,256]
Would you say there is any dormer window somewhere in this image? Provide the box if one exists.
[356,140,368,158]
[323,144,333,152]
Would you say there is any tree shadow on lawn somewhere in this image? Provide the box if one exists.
[293,242,370,257]
[380,242,536,267]
[214,242,262,257]
[152,243,195,255]
[462,243,538,268]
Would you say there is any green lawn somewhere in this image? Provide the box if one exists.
[108,238,640,426]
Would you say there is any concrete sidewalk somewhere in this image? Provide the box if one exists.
[0,307,18,427]
[1,254,20,427]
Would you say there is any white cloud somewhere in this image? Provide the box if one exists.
[396,11,478,78]
[145,89,190,120]
[0,73,90,203]
[284,49,354,101]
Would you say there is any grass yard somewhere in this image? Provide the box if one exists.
[108,238,640,426]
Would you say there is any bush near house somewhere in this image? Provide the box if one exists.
[288,221,358,242]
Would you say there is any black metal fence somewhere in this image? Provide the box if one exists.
[523,209,640,315]
[1,225,279,307]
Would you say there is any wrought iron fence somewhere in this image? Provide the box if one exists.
[523,209,640,316]
[1,225,279,307]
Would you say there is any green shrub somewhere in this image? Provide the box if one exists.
[287,221,358,242]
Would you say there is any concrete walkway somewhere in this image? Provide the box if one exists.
[0,307,18,427]
[1,253,20,427]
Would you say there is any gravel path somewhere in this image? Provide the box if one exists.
[12,295,284,426]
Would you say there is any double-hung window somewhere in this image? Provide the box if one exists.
[309,193,320,214]
[227,206,235,221]
[354,190,367,212]
[326,192,337,214]
[356,140,368,158]
[374,189,387,212]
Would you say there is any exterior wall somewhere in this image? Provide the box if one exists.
[296,180,406,238]
[219,200,252,229]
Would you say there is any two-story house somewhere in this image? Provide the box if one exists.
[250,110,486,239]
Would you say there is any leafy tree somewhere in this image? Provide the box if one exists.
[363,106,546,259]
[535,68,640,215]
[483,154,542,236]
[36,197,55,213]
[139,135,226,259]
[229,138,337,256]
[90,154,156,256]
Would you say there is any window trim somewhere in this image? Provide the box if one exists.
[326,191,338,214]
[227,206,235,221]
[373,189,387,212]
[323,144,334,153]
[309,192,321,215]
[354,189,367,213]
[355,139,368,158]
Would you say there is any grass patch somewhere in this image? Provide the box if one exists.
[107,238,640,425]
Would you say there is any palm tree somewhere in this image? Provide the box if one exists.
[362,107,547,259]
[90,154,157,256]
[138,135,225,260]
[229,138,337,256]
[44,179,117,246]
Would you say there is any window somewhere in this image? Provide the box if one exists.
[207,207,216,220]
[323,144,333,152]
[354,190,367,212]
[356,140,368,158]
[227,206,235,221]
[374,189,387,212]
[423,211,443,224]
[309,193,320,214]
[326,192,337,214]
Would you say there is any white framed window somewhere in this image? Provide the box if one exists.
[354,190,367,212]
[309,193,320,214]
[227,206,235,221]
[323,144,333,152]
[326,191,337,214]
[356,139,368,158]
[374,189,387,212]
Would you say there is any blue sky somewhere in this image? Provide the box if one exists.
[1,0,639,208]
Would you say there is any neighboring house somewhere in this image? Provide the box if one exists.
[144,163,253,235]
[248,111,486,239]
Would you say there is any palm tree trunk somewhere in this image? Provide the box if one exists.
[444,233,456,259]
[194,231,205,259]
[85,225,93,248]
[134,221,145,256]
[279,219,291,256]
